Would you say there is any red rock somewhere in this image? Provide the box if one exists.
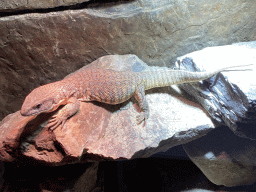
[0,111,36,161]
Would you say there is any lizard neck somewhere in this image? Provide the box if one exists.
[57,79,79,100]
[43,80,79,113]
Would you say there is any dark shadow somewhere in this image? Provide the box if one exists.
[90,100,129,113]
[236,100,256,139]
[184,126,256,166]
[3,152,256,191]
[150,144,190,160]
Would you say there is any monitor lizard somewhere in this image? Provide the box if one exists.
[20,62,252,131]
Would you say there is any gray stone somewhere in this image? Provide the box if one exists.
[1,0,256,120]
[0,0,89,12]
[180,41,256,187]
[176,41,256,139]
[183,127,256,187]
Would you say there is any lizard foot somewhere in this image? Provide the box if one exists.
[136,111,149,125]
[45,115,67,131]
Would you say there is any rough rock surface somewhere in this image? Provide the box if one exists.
[0,0,256,120]
[180,41,256,187]
[183,127,256,187]
[176,41,256,139]
[0,54,216,165]
[0,0,89,12]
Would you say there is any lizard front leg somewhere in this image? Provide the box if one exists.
[134,84,149,124]
[45,97,80,131]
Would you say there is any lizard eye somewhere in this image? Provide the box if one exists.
[35,104,41,109]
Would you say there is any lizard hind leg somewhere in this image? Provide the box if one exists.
[134,84,149,124]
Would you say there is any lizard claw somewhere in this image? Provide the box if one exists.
[45,115,66,131]
[136,111,149,125]
[136,114,145,124]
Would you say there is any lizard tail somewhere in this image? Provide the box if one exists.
[219,63,254,72]
[141,64,254,90]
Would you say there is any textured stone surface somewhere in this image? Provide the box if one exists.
[0,0,256,120]
[0,0,89,12]
[0,111,36,161]
[180,41,256,187]
[176,41,256,139]
[0,54,215,165]
[183,127,256,187]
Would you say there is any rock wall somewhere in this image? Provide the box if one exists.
[0,0,256,120]
[0,0,89,12]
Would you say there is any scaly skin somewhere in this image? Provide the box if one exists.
[20,64,252,131]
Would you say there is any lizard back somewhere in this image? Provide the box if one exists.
[63,68,144,104]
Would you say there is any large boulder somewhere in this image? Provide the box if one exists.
[0,0,256,120]
[177,41,256,139]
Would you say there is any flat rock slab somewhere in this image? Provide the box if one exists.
[0,54,215,165]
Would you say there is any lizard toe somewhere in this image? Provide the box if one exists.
[49,122,61,131]
[45,120,59,130]
[45,115,66,131]
[136,114,145,124]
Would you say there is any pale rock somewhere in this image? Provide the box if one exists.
[180,41,256,187]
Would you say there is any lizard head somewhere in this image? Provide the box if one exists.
[20,83,66,116]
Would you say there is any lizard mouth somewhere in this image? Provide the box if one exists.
[28,104,61,116]
[20,99,65,117]
[20,105,56,116]
[20,109,48,116]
